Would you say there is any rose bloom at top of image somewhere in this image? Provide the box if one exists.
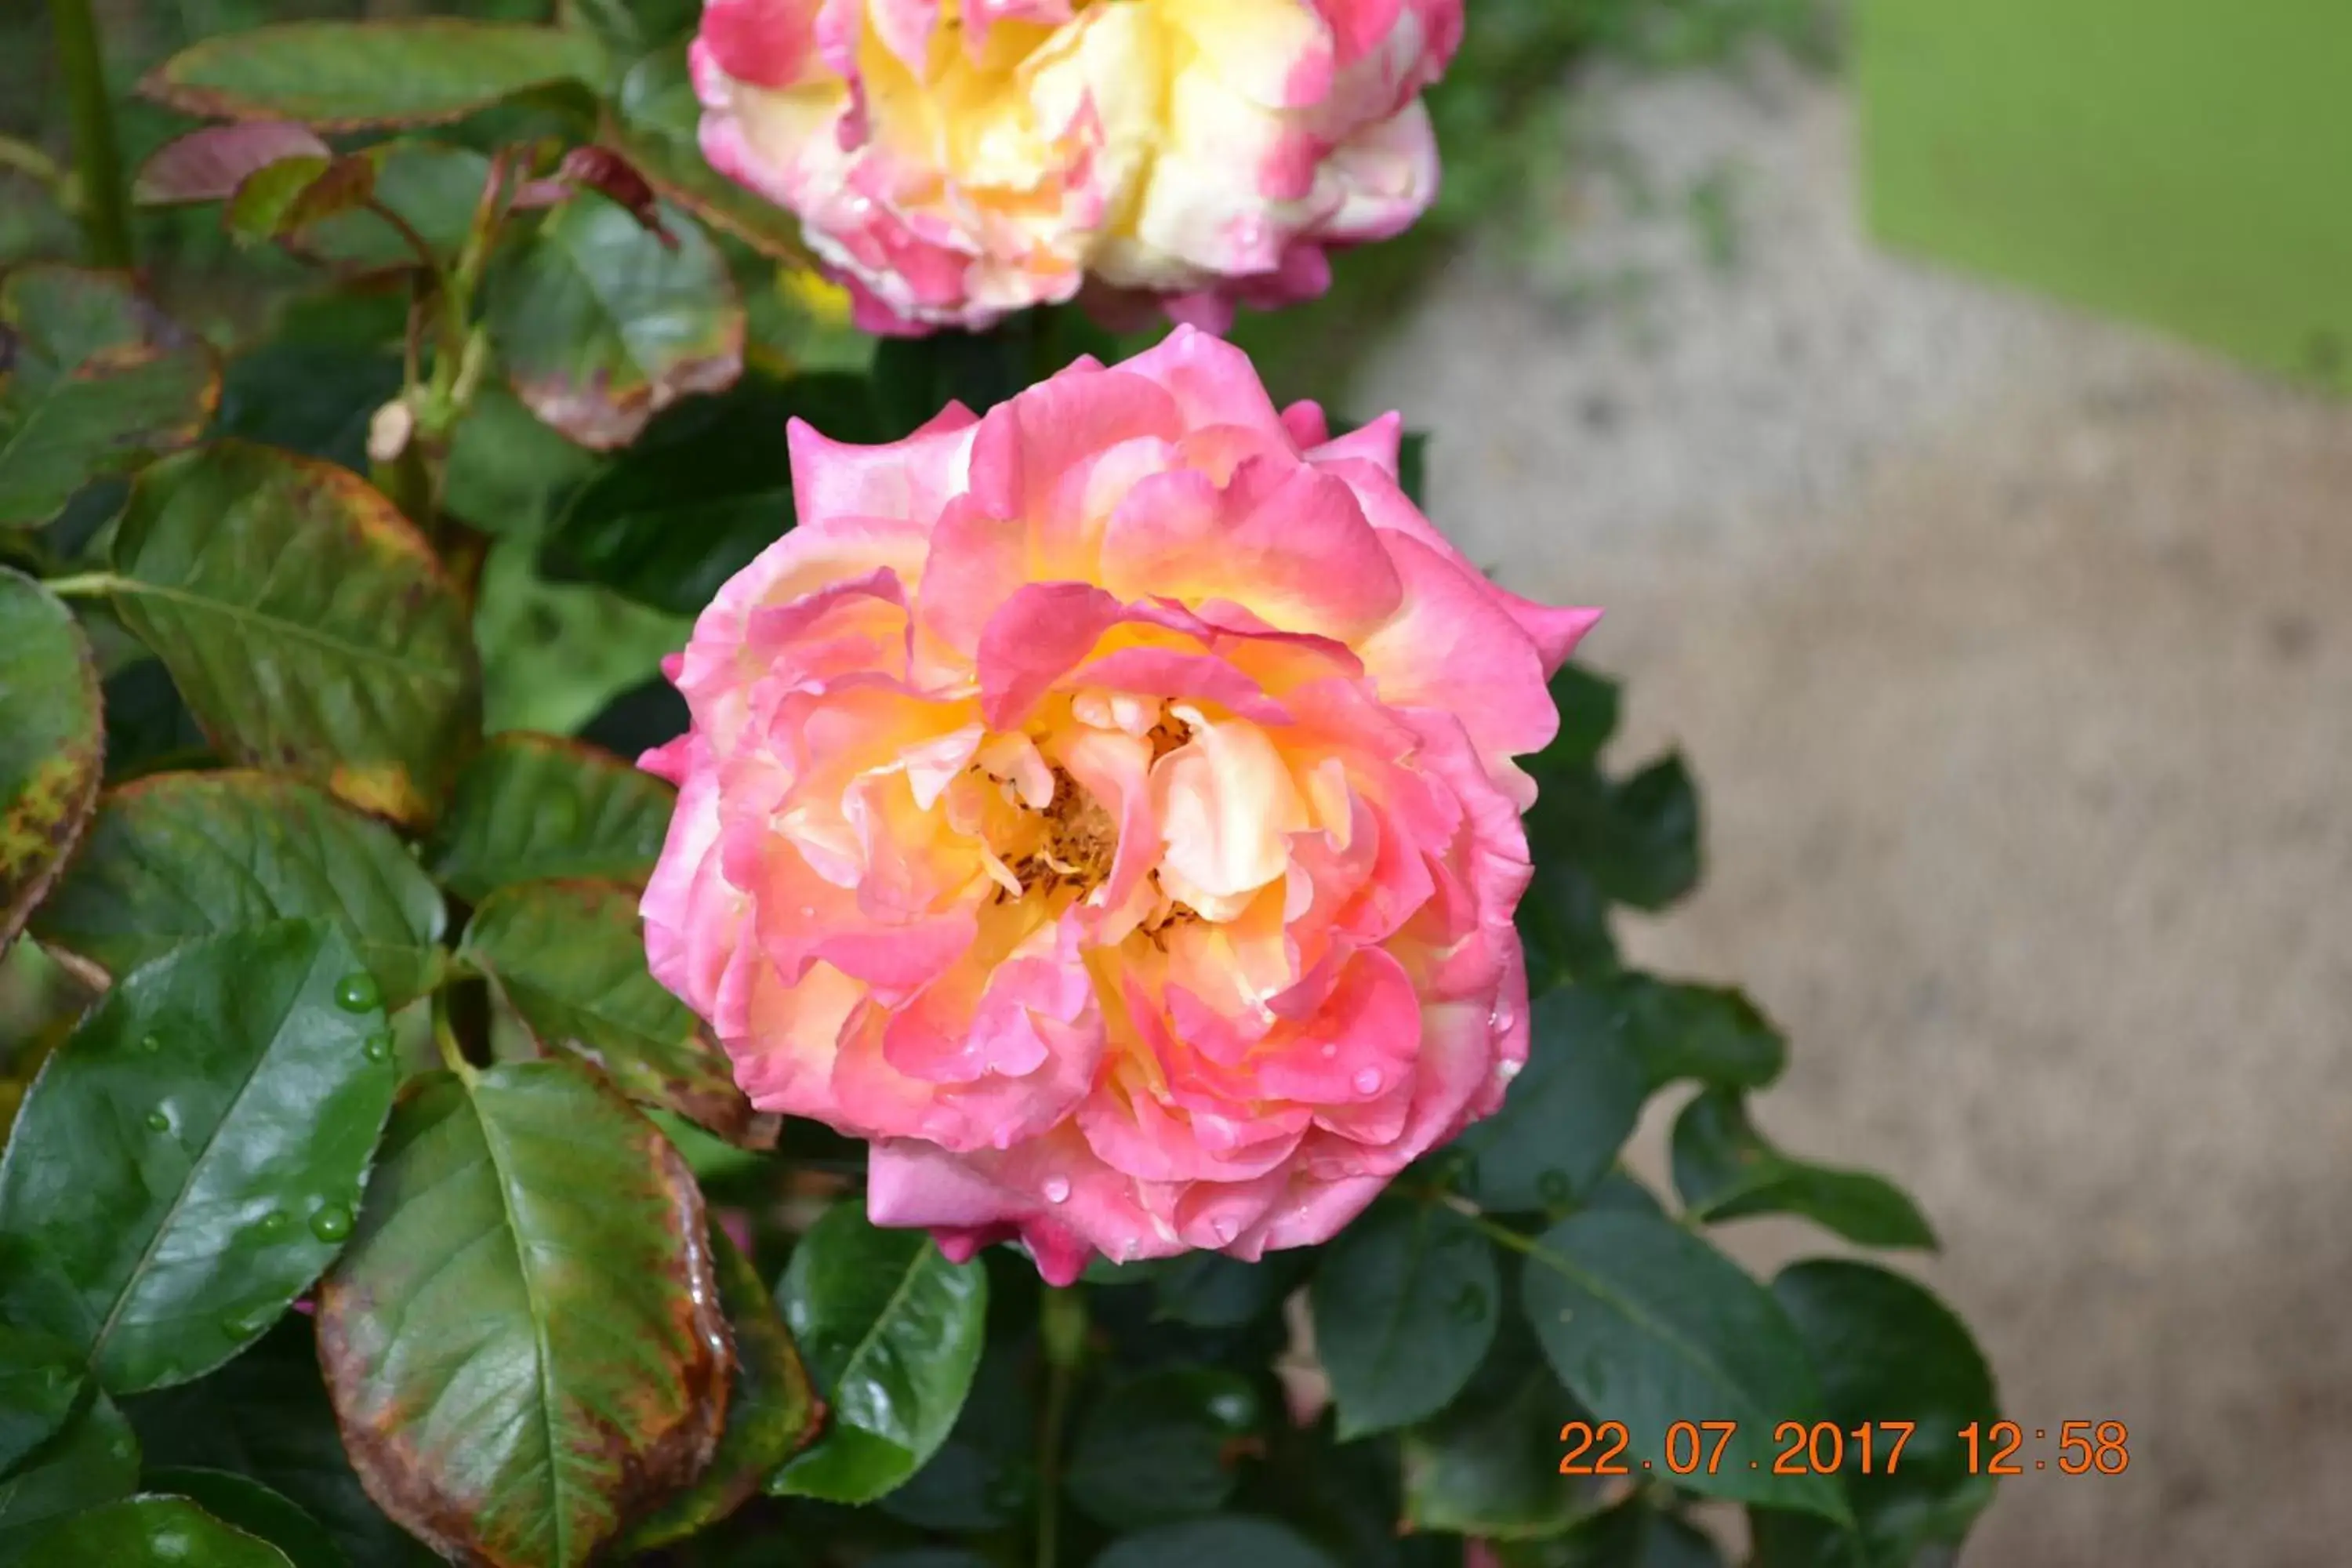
[688,0,1464,332]
[639,328,1597,1282]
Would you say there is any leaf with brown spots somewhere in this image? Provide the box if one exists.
[0,569,101,953]
[0,266,220,528]
[317,1060,731,1568]
[485,191,742,450]
[103,442,481,829]
[459,879,772,1149]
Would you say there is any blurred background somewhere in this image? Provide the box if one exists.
[7,1,2347,1563]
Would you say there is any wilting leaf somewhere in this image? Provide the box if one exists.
[140,21,608,130]
[602,45,815,265]
[425,732,673,902]
[316,1060,729,1568]
[486,191,742,449]
[135,124,333,205]
[0,570,101,950]
[31,771,448,1009]
[14,1494,294,1567]
[0,267,219,528]
[105,442,481,828]
[0,923,395,1393]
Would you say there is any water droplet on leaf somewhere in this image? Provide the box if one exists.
[310,1203,354,1242]
[144,1110,171,1132]
[138,1033,162,1054]
[258,1210,290,1236]
[221,1308,274,1339]
[362,1031,394,1063]
[334,972,381,1013]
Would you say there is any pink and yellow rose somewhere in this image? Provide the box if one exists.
[689,0,1464,332]
[639,328,1595,1282]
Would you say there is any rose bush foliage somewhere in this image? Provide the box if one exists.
[0,3,1998,1568]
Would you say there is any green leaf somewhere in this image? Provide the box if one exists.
[1065,1369,1258,1530]
[0,1327,83,1475]
[472,540,691,738]
[1312,1202,1497,1438]
[1092,1516,1341,1568]
[123,1316,431,1568]
[16,1494,294,1566]
[224,155,375,249]
[140,22,609,129]
[100,660,212,785]
[426,732,673,902]
[612,1221,815,1552]
[316,1059,728,1568]
[772,1202,989,1504]
[0,1395,140,1564]
[872,328,1033,432]
[210,344,404,475]
[1607,974,1786,1092]
[1143,1251,1305,1329]
[0,267,219,529]
[0,569,101,950]
[31,771,448,1010]
[486,191,743,451]
[144,1470,348,1568]
[1448,984,1648,1211]
[0,922,395,1393]
[603,45,815,266]
[1519,1210,1847,1523]
[459,878,768,1145]
[1748,1262,1999,1568]
[1547,663,1622,771]
[1538,1497,1728,1567]
[292,143,492,273]
[442,386,601,540]
[877,1339,1033,1531]
[1399,1327,1594,1539]
[105,441,481,829]
[1524,751,1700,916]
[539,371,878,615]
[1671,1092,1936,1248]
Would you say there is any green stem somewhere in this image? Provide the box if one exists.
[38,571,122,598]
[430,988,478,1084]
[1035,1284,1088,1568]
[46,0,132,269]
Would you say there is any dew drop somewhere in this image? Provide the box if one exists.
[333,972,381,1013]
[310,1203,355,1243]
[1207,1388,1256,1430]
[144,1109,171,1132]
[138,1033,162,1054]
[1449,1283,1488,1323]
[221,1308,274,1340]
[1319,1042,1338,1059]
[1042,1176,1071,1204]
[1352,1067,1383,1096]
[1497,1058,1523,1082]
[363,1031,394,1063]
[1210,1218,1236,1243]
[258,1210,291,1236]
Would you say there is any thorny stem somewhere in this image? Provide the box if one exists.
[46,0,131,268]
[1036,1284,1089,1568]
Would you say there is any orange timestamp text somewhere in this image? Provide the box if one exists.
[1559,1419,2130,1478]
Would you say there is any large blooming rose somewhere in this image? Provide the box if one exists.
[639,328,1596,1282]
[689,0,1463,333]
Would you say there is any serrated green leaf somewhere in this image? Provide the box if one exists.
[0,922,395,1393]
[105,442,481,829]
[1607,974,1786,1091]
[426,732,672,902]
[0,569,101,950]
[1399,1324,1595,1539]
[0,267,219,530]
[140,22,608,129]
[1519,1210,1847,1523]
[0,1327,83,1475]
[773,1202,988,1504]
[1092,1516,1340,1568]
[316,1060,728,1568]
[144,1470,348,1568]
[486,192,742,451]
[1312,1202,1497,1438]
[1065,1368,1258,1530]
[224,155,374,249]
[16,1494,294,1566]
[1672,1092,1936,1248]
[292,143,492,273]
[1448,984,1648,1211]
[0,1395,140,1564]
[31,771,448,1010]
[603,45,816,266]
[459,878,766,1145]
[1748,1261,1999,1568]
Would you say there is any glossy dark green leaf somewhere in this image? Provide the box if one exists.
[0,1327,83,1475]
[539,371,877,614]
[0,569,100,950]
[292,143,492,273]
[209,344,404,475]
[1519,1210,1846,1522]
[1312,1201,1497,1438]
[458,878,766,1145]
[1608,974,1786,1092]
[442,387,601,541]
[0,922,394,1393]
[145,1470,347,1568]
[105,442,481,829]
[612,1221,815,1553]
[877,1338,1033,1531]
[31,771,448,1010]
[316,1060,728,1568]
[1448,985,1648,1211]
[0,267,220,529]
[17,1494,293,1566]
[426,733,672,902]
[1066,1368,1258,1530]
[124,1316,430,1568]
[1524,749,1700,916]
[1537,1497,1727,1568]
[1145,1251,1307,1329]
[0,1394,140,1564]
[1399,1327,1593,1539]
[140,21,608,129]
[486,191,742,451]
[1517,858,1618,990]
[1548,664,1622,771]
[1092,1516,1341,1568]
[1671,1092,1936,1248]
[100,660,212,784]
[1749,1261,1999,1568]
[602,45,815,265]
[1396,430,1428,507]
[772,1202,988,1504]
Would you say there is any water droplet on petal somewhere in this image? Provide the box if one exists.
[310,1203,355,1243]
[1497,1058,1523,1082]
[1042,1177,1070,1204]
[138,1033,162,1054]
[334,972,381,1013]
[363,1031,394,1063]
[1319,1042,1338,1059]
[144,1110,171,1132]
[1352,1068,1383,1095]
[1211,1218,1236,1243]
[258,1210,290,1236]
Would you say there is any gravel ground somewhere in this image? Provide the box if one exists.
[1359,53,2352,1566]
